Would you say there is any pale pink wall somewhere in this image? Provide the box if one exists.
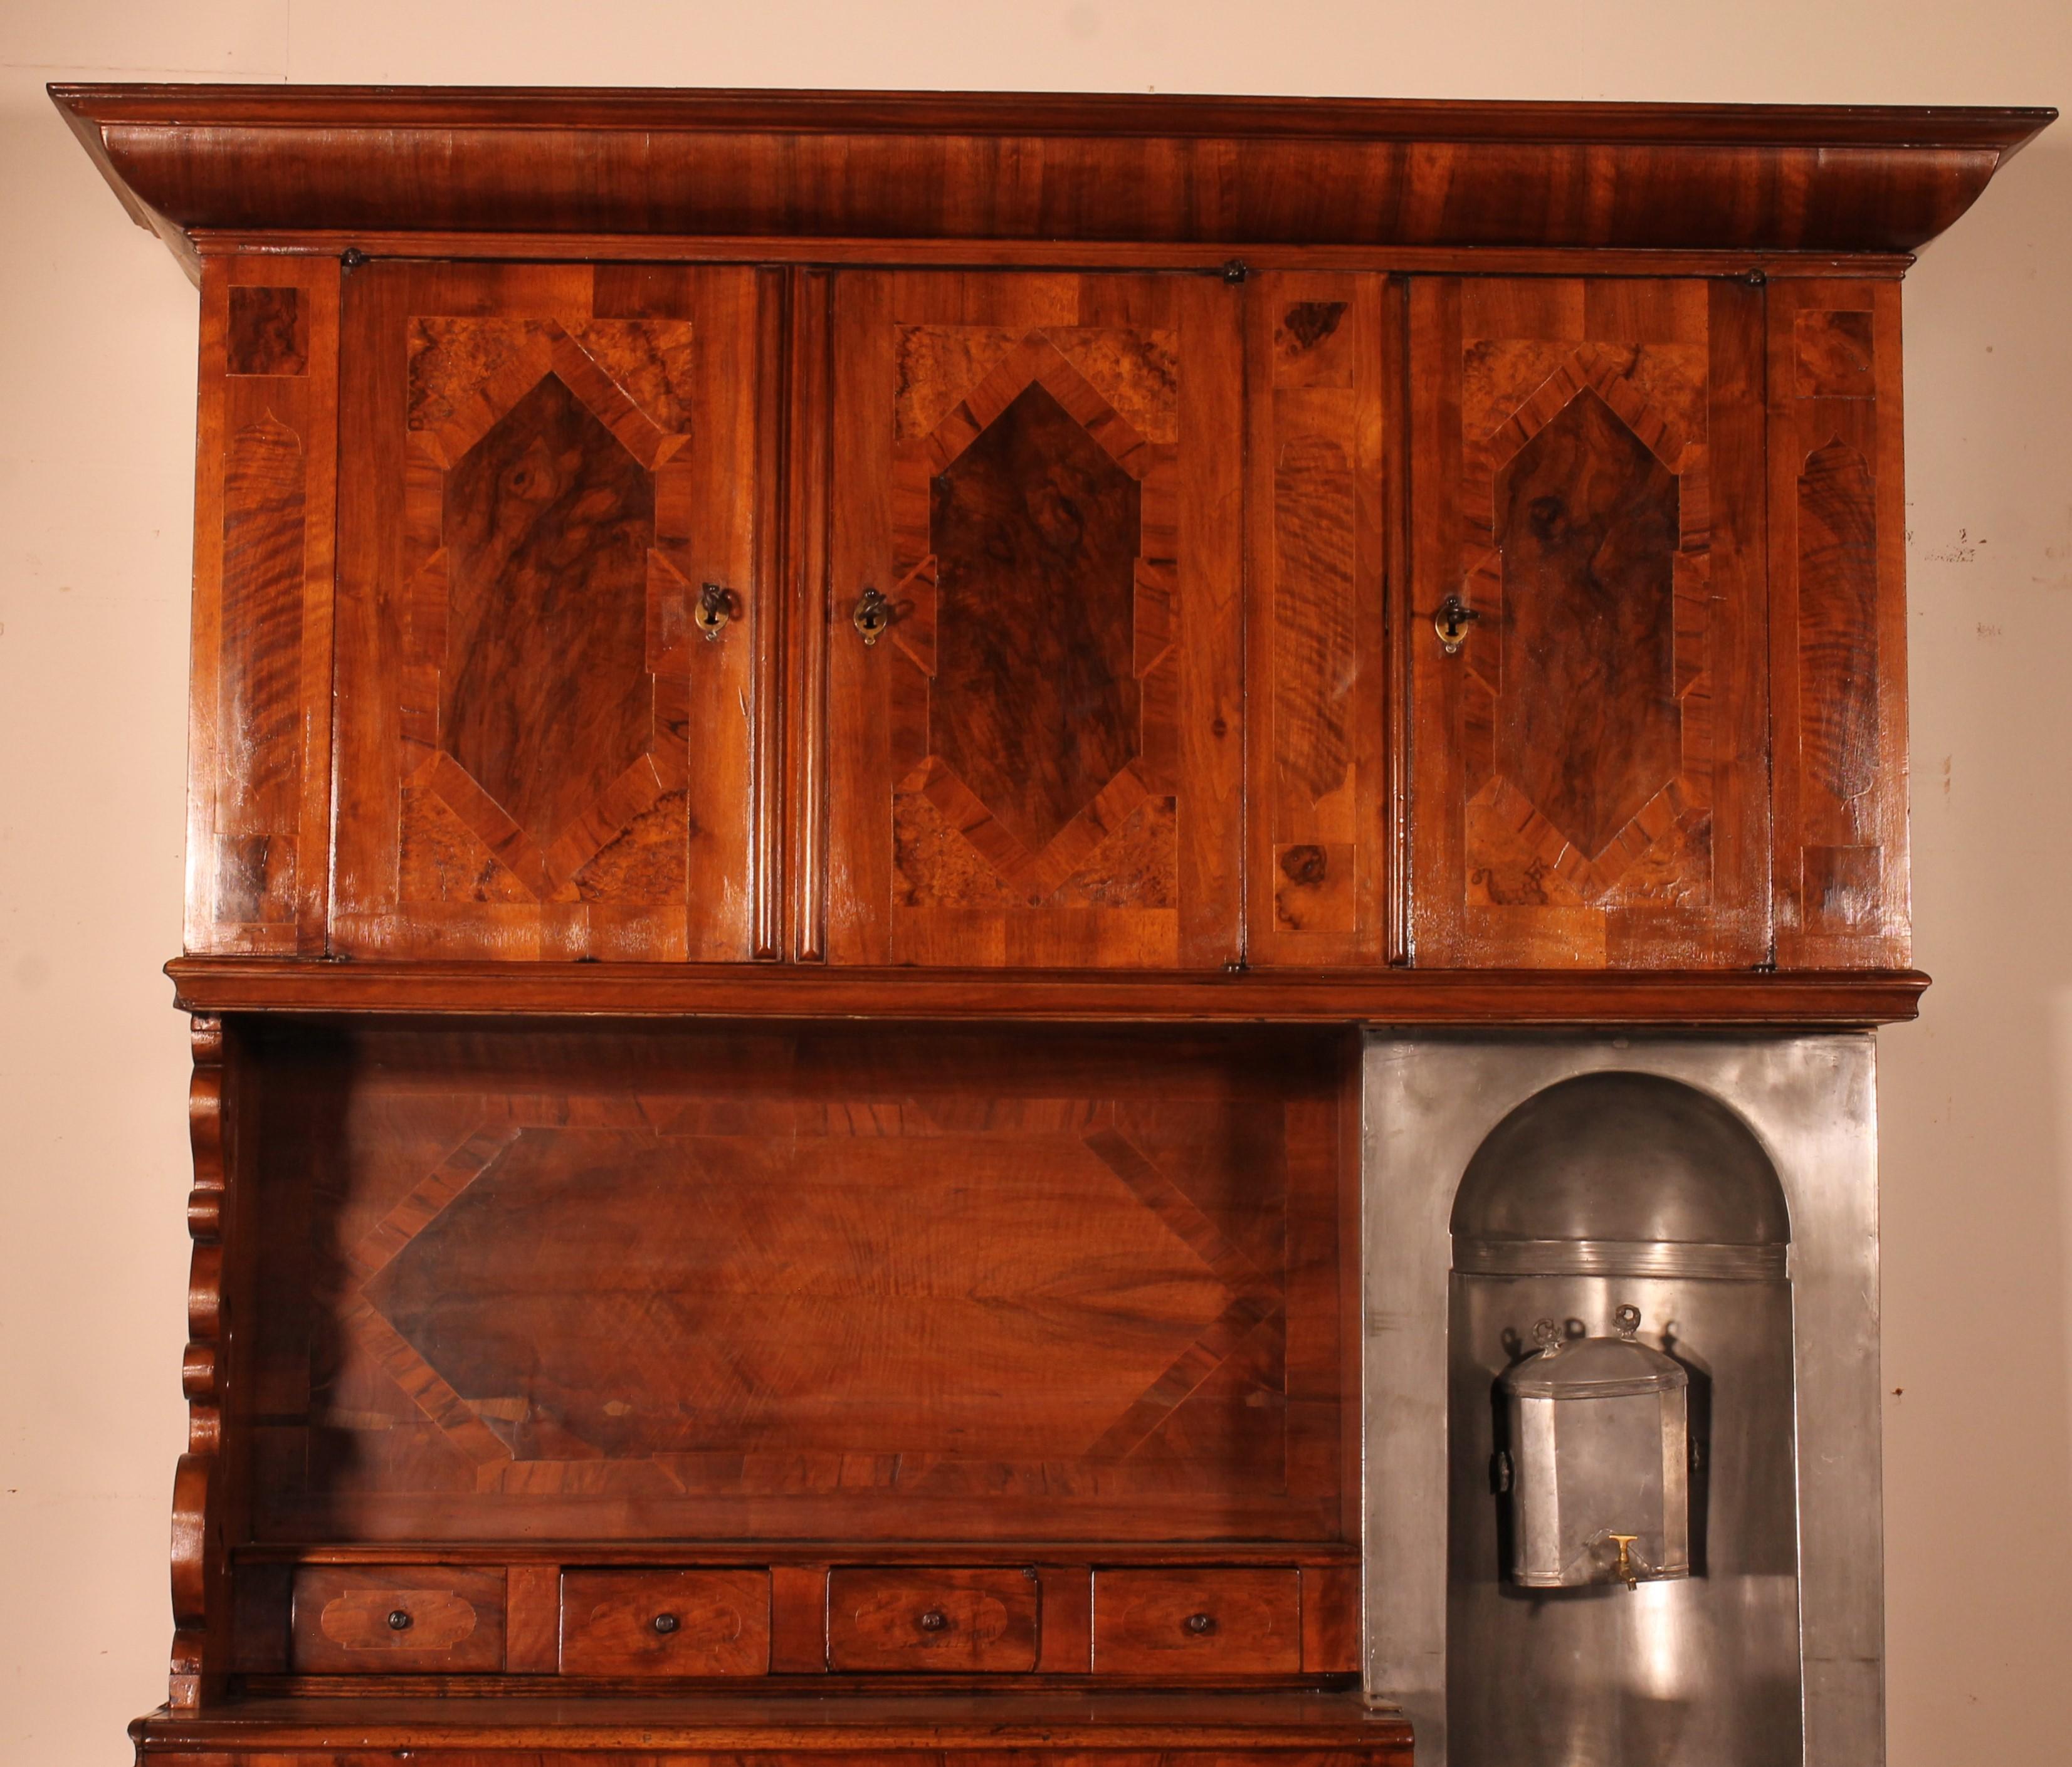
[1,4,2064,1762]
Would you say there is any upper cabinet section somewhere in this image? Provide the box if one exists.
[822,272,1243,968]
[74,88,2049,994]
[330,263,772,961]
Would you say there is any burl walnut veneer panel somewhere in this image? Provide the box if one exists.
[289,1566,507,1672]
[1407,276,1769,968]
[1768,280,1911,966]
[244,1022,1351,1546]
[330,262,771,962]
[1246,274,1396,965]
[1092,1568,1303,1675]
[823,271,1243,968]
[189,259,339,953]
[558,1569,772,1677]
[826,1568,1041,1672]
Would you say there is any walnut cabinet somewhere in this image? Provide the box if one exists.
[52,81,2049,1767]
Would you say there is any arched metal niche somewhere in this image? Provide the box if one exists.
[1443,1067,1806,1767]
[1451,1071,1791,1281]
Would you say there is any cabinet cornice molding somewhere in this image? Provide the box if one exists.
[51,83,2053,275]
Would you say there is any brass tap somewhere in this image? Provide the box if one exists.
[1606,1533,1641,1591]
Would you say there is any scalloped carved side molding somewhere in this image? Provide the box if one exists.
[171,1014,225,1709]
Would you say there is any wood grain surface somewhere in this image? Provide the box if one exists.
[1767,279,1912,966]
[330,262,767,962]
[557,1570,770,1677]
[1406,276,1770,968]
[128,1686,1414,1755]
[289,1566,507,1672]
[1246,274,1391,964]
[243,1022,1348,1547]
[824,271,1241,967]
[187,259,339,953]
[1093,1568,1303,1675]
[827,1568,1039,1672]
[165,954,1930,1024]
[53,85,2052,265]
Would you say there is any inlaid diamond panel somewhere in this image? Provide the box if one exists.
[930,381,1143,856]
[364,1123,1233,1462]
[441,371,655,854]
[1496,387,1680,861]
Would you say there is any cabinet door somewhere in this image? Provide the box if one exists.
[822,271,1243,968]
[332,263,770,960]
[1406,277,1769,967]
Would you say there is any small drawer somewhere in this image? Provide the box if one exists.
[828,1567,1039,1672]
[290,1566,506,1672]
[559,1569,770,1677]
[1093,1568,1301,1675]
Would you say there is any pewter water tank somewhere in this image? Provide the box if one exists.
[1500,1304,1692,1591]
[1448,1072,1801,1767]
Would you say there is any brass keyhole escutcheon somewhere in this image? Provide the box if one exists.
[695,582,734,642]
[1433,594,1481,655]
[1607,1534,1641,1591]
[853,586,891,646]
[917,1608,949,1633]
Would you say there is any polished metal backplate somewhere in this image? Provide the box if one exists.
[1360,1034,1881,1767]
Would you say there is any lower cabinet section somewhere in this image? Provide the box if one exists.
[559,1570,772,1677]
[268,1560,1358,1681]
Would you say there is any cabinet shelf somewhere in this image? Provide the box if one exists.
[132,1688,1413,1757]
[167,955,1928,1026]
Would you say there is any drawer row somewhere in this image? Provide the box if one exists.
[284,1563,1359,1678]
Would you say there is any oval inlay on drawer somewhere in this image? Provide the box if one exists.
[559,1569,771,1677]
[828,1567,1039,1671]
[290,1566,507,1672]
[1092,1568,1300,1674]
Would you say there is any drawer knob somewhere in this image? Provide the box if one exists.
[1184,1612,1216,1636]
[916,1608,949,1633]
[652,1612,680,1635]
[386,1608,412,1632]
